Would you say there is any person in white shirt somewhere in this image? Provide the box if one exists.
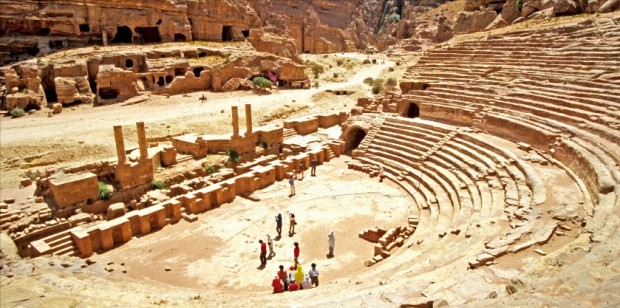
[309,263,319,287]
[267,234,274,257]
[327,231,335,257]
[302,274,313,290]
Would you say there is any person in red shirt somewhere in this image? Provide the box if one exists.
[293,242,300,265]
[272,275,283,293]
[289,280,299,292]
[277,265,289,291]
[259,240,267,267]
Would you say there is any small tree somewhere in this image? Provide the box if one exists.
[98,181,111,200]
[226,149,241,163]
[252,76,273,88]
[363,77,374,85]
[516,0,523,12]
[386,77,397,87]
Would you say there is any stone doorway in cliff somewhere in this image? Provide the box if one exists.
[406,103,420,118]
[136,27,161,43]
[111,26,132,44]
[344,127,367,154]
[222,26,234,41]
[174,33,186,42]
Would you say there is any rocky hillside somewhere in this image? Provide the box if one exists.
[1,0,618,65]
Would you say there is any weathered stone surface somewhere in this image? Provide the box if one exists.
[454,11,498,34]
[600,0,620,12]
[52,103,62,114]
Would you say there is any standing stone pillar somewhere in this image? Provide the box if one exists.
[113,125,126,164]
[136,122,148,159]
[102,30,108,46]
[245,103,252,136]
[232,106,239,138]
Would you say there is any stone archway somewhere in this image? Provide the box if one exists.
[174,33,186,42]
[111,26,132,44]
[406,103,420,118]
[343,126,368,154]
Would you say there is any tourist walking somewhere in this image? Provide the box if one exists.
[293,242,300,265]
[259,239,267,267]
[289,175,296,196]
[309,263,319,287]
[267,234,274,257]
[327,231,335,258]
[310,158,318,176]
[275,213,283,238]
[289,213,296,236]
[378,165,385,182]
[298,162,304,180]
[278,265,289,291]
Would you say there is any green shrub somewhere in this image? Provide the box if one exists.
[386,77,397,87]
[306,61,325,78]
[98,181,111,200]
[24,169,41,181]
[252,76,273,88]
[363,59,371,64]
[151,180,166,190]
[363,77,374,85]
[372,78,384,94]
[388,13,401,23]
[204,164,220,174]
[336,59,344,66]
[10,107,25,118]
[516,0,523,11]
[226,149,241,163]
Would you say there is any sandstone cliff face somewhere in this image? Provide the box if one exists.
[454,0,620,33]
[0,44,307,110]
[0,0,377,65]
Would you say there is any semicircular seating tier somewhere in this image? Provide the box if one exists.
[354,16,620,275]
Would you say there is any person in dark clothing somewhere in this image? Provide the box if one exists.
[310,158,318,176]
[259,240,267,267]
[278,264,289,291]
[275,213,283,238]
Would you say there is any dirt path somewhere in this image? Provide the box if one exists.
[0,54,392,145]
[0,54,392,191]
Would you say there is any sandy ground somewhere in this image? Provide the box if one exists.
[91,157,412,293]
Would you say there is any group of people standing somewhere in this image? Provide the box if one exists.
[263,157,331,293]
[272,263,320,293]
[289,158,319,197]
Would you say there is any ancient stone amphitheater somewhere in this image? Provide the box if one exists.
[346,15,620,305]
[1,1,619,307]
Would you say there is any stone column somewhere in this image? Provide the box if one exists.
[245,103,252,136]
[102,30,108,46]
[232,106,239,138]
[113,125,126,164]
[136,122,148,159]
